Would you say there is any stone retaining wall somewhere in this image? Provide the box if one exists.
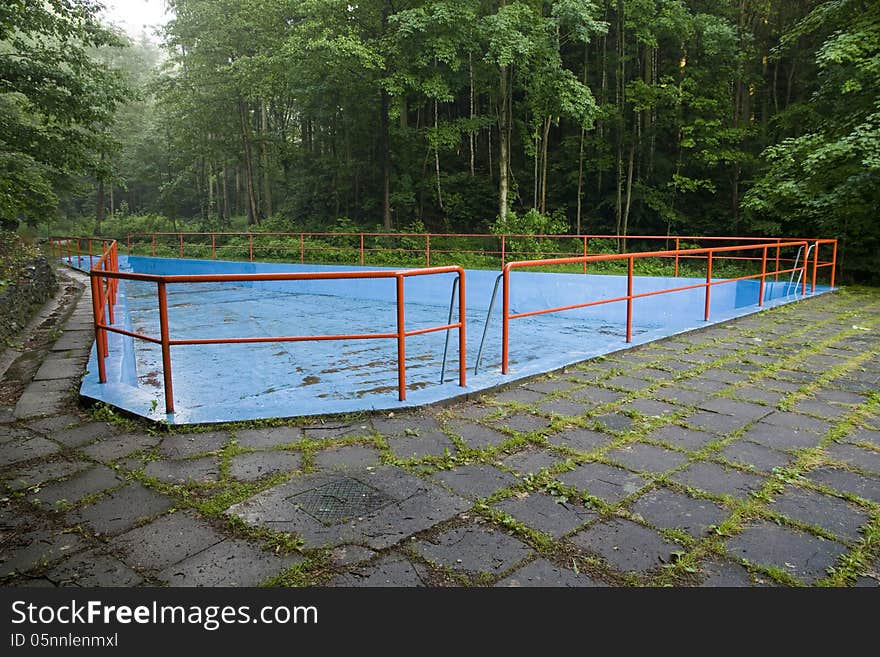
[0,255,57,344]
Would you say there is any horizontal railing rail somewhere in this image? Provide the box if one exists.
[499,239,835,373]
[50,237,466,415]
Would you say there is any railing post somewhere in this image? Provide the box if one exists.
[501,235,506,267]
[830,240,838,288]
[583,236,588,274]
[66,239,71,264]
[704,251,713,321]
[759,246,767,306]
[75,239,81,268]
[774,239,781,281]
[674,237,680,277]
[211,233,216,260]
[360,234,365,266]
[811,240,819,293]
[179,233,183,259]
[501,266,510,374]
[157,281,175,415]
[626,256,634,342]
[458,270,466,388]
[300,233,305,264]
[395,275,406,401]
[90,272,107,384]
[88,239,93,270]
[425,234,430,267]
[248,234,253,262]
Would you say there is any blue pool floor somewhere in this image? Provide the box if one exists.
[72,256,833,424]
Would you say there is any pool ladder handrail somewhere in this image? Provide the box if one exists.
[439,274,461,383]
[783,243,814,298]
[474,273,505,376]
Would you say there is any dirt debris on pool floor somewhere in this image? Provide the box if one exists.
[1,276,878,587]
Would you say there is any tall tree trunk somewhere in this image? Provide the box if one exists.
[576,44,588,234]
[261,101,273,219]
[380,89,392,228]
[96,176,105,234]
[434,99,443,210]
[540,115,551,214]
[238,100,260,226]
[533,125,539,210]
[623,136,635,240]
[221,165,230,225]
[498,64,510,222]
[469,53,475,177]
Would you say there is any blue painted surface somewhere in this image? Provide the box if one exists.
[68,255,832,424]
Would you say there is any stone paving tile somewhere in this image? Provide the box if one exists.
[491,387,546,404]
[844,428,880,448]
[80,433,161,462]
[812,390,867,406]
[445,420,508,449]
[570,519,681,574]
[622,399,678,417]
[328,545,376,568]
[536,397,590,417]
[730,386,786,406]
[719,440,793,472]
[567,386,626,405]
[523,378,578,394]
[592,413,635,433]
[493,492,596,538]
[328,554,429,587]
[414,525,532,575]
[448,404,497,421]
[762,379,803,393]
[823,443,880,476]
[371,415,445,437]
[628,367,672,382]
[698,398,772,421]
[0,436,59,467]
[769,486,869,543]
[233,427,303,449]
[604,375,653,392]
[51,422,116,448]
[26,414,80,434]
[679,379,732,394]
[760,411,832,435]
[33,357,84,381]
[48,549,143,586]
[500,448,561,475]
[605,443,689,474]
[143,457,219,485]
[0,425,32,443]
[301,421,372,440]
[629,488,728,538]
[158,431,230,459]
[669,462,764,499]
[387,433,456,459]
[791,399,852,420]
[499,413,552,433]
[110,511,227,572]
[30,465,124,509]
[71,483,174,536]
[14,391,69,418]
[698,560,773,587]
[313,445,380,471]
[496,558,603,587]
[557,463,645,504]
[229,466,470,550]
[431,464,516,500]
[547,427,613,453]
[3,459,90,491]
[740,423,823,451]
[157,539,300,586]
[683,411,748,436]
[726,521,847,583]
[647,425,717,451]
[229,451,301,481]
[1,529,84,577]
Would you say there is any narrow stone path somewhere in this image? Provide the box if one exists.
[1,280,878,587]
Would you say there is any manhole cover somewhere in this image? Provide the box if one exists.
[288,477,394,525]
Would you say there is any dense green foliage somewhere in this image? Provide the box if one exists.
[3,1,878,281]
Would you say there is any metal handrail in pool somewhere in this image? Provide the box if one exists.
[498,239,837,374]
[51,237,466,415]
[124,231,836,273]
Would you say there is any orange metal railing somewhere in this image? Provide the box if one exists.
[50,237,466,415]
[499,239,837,373]
[125,231,832,271]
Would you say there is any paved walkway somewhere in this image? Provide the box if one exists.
[0,272,878,587]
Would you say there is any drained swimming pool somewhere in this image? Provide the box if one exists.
[63,240,834,425]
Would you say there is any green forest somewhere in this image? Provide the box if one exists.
[2,0,878,281]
